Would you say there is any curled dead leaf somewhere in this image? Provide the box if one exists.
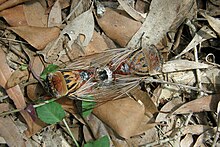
[5,68,29,89]
[172,94,220,114]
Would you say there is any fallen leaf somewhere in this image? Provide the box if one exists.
[84,31,109,55]
[200,11,220,37]
[0,0,29,11]
[23,0,48,27]
[0,117,26,147]
[172,94,220,114]
[48,0,62,27]
[9,26,60,50]
[22,110,47,137]
[194,127,216,147]
[83,114,112,144]
[175,26,217,58]
[62,7,94,49]
[96,8,141,47]
[127,0,185,48]
[0,103,9,113]
[38,7,94,63]
[0,5,28,26]
[93,97,151,138]
[0,48,26,109]
[5,68,29,89]
[118,0,146,22]
[162,60,209,73]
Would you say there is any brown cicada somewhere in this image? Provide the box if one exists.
[47,46,162,102]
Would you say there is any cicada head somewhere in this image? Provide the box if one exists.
[48,71,69,97]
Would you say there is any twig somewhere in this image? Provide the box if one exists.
[194,45,204,97]
[143,78,212,93]
[62,118,79,147]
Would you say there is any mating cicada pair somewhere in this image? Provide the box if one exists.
[47,46,162,102]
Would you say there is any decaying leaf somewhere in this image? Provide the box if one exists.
[48,0,62,27]
[9,26,60,50]
[0,0,29,11]
[38,7,94,63]
[93,97,152,138]
[0,117,27,146]
[0,5,28,27]
[127,0,186,48]
[175,26,217,58]
[5,68,29,89]
[162,59,209,73]
[200,11,220,37]
[96,8,141,47]
[117,0,146,22]
[0,48,26,109]
[23,0,48,27]
[172,94,220,114]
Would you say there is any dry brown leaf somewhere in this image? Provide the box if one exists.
[83,31,109,55]
[127,0,184,48]
[156,98,185,132]
[172,94,220,114]
[96,8,141,47]
[5,68,29,89]
[0,0,29,11]
[118,0,146,22]
[48,0,62,27]
[128,87,158,116]
[0,117,26,147]
[26,83,45,101]
[38,7,94,63]
[0,0,7,5]
[200,11,220,37]
[193,127,216,147]
[83,114,112,144]
[0,49,44,137]
[93,97,151,138]
[22,110,47,137]
[23,0,48,27]
[0,103,9,113]
[180,134,193,147]
[0,49,26,109]
[9,26,60,50]
[175,26,217,58]
[162,60,209,73]
[0,5,28,26]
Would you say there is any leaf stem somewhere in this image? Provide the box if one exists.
[62,118,79,147]
[0,108,22,117]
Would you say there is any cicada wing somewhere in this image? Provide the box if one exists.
[64,48,135,71]
[70,75,141,102]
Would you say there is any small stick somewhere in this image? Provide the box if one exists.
[62,118,79,147]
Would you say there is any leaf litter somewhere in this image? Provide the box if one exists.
[0,0,220,146]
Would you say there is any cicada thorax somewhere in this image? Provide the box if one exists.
[116,46,162,75]
[48,70,93,97]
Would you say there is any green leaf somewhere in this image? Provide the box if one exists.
[20,64,28,70]
[82,96,96,117]
[84,136,110,147]
[40,64,59,80]
[36,101,65,124]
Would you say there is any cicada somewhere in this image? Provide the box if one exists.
[47,46,162,102]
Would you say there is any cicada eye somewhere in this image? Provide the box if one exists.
[98,70,108,81]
